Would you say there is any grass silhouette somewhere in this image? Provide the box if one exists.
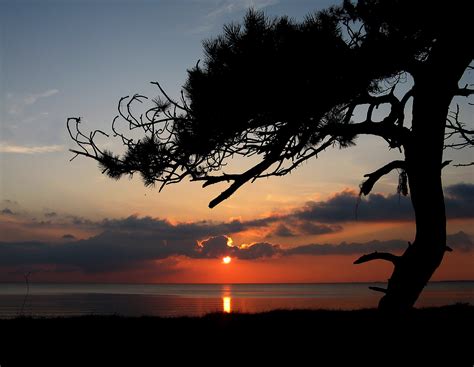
[0,304,472,366]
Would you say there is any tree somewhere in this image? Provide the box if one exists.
[68,0,473,312]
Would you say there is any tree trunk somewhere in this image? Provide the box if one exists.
[378,92,447,312]
[378,43,471,312]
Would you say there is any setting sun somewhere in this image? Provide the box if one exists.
[222,256,232,265]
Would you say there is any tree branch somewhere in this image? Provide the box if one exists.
[444,104,474,167]
[368,286,388,294]
[190,117,410,208]
[323,121,411,145]
[351,86,413,129]
[441,160,452,169]
[193,136,337,207]
[359,160,406,196]
[456,85,474,97]
[353,252,399,265]
[207,156,277,208]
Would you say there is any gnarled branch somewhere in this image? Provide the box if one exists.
[456,85,474,97]
[359,160,406,196]
[207,155,277,208]
[353,252,400,265]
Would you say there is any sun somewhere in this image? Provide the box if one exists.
[222,256,232,264]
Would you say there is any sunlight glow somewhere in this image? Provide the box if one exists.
[223,297,231,313]
[226,236,233,247]
[223,256,232,264]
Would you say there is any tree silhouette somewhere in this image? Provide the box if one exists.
[68,0,473,312]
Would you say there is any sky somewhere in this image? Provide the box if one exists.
[0,0,473,284]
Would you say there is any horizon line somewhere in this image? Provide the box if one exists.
[1,280,473,285]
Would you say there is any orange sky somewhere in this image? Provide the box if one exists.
[0,204,472,283]
[2,248,471,284]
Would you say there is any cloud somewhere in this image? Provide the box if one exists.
[446,183,474,198]
[2,89,61,150]
[446,231,473,252]
[188,0,279,35]
[271,224,296,237]
[1,200,18,206]
[236,242,280,259]
[0,233,193,273]
[99,213,342,241]
[0,232,275,273]
[7,89,59,115]
[284,232,473,256]
[196,236,232,258]
[285,239,408,256]
[298,222,343,235]
[1,228,471,275]
[1,183,471,245]
[23,89,59,106]
[196,235,279,259]
[266,221,342,238]
[55,183,471,246]
[296,190,413,222]
[0,143,63,154]
[294,183,474,223]
[0,183,470,275]
[445,183,474,219]
[206,0,278,18]
[100,216,235,241]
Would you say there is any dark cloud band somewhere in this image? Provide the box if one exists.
[0,183,472,274]
[0,231,471,273]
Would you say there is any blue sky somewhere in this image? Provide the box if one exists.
[0,0,353,206]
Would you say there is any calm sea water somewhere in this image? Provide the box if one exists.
[0,282,472,318]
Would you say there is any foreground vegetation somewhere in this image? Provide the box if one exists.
[0,304,472,366]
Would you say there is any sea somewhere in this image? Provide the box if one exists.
[0,281,472,318]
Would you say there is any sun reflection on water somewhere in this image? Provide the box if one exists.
[223,296,231,313]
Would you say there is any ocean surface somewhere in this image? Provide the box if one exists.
[0,282,472,318]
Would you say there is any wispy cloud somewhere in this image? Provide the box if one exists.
[7,89,59,115]
[23,89,59,106]
[0,143,63,154]
[206,0,279,18]
[188,0,279,35]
